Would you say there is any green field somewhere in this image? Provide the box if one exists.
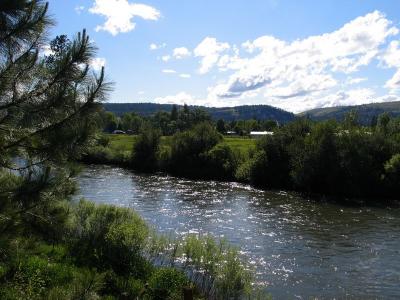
[223,137,256,153]
[105,134,256,154]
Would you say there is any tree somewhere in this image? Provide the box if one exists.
[216,119,226,134]
[170,104,178,121]
[131,123,161,171]
[343,110,359,129]
[169,122,222,177]
[376,112,391,135]
[0,0,110,237]
[291,121,340,194]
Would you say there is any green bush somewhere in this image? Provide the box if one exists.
[383,153,400,194]
[168,122,223,178]
[147,268,188,300]
[203,143,238,180]
[131,124,161,172]
[69,200,151,277]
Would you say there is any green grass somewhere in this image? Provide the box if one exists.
[105,134,136,153]
[223,137,256,154]
[106,134,256,155]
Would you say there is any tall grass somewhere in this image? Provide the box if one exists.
[145,232,268,299]
[71,200,268,299]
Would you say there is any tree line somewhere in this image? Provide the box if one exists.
[100,107,279,136]
[91,110,400,203]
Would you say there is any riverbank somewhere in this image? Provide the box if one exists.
[84,125,400,206]
[75,164,400,299]
[0,197,263,299]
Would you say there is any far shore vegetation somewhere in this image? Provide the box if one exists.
[87,108,400,203]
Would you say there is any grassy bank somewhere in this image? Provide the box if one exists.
[104,134,256,156]
[0,199,266,299]
[84,133,256,171]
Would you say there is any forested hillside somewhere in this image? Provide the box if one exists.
[300,101,400,124]
[103,103,295,123]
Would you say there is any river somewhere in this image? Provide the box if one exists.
[75,164,400,299]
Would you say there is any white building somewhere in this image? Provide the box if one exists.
[250,131,274,138]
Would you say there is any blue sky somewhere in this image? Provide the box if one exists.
[47,0,400,112]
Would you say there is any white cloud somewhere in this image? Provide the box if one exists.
[138,91,145,95]
[154,92,194,105]
[41,44,54,57]
[201,11,399,111]
[385,69,400,89]
[179,73,191,78]
[161,55,171,62]
[89,0,160,36]
[150,42,166,50]
[380,40,400,89]
[75,5,85,14]
[194,37,230,74]
[90,57,106,71]
[154,92,224,106]
[173,47,191,59]
[346,77,368,85]
[162,69,176,74]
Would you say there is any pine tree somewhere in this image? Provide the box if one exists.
[0,0,111,238]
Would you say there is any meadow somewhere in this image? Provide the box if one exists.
[105,134,256,155]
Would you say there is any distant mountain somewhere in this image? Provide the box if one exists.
[103,103,295,123]
[299,101,400,125]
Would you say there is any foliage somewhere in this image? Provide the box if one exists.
[147,268,188,300]
[0,0,110,249]
[131,124,161,172]
[300,100,400,125]
[69,200,151,277]
[103,102,295,123]
[167,122,223,178]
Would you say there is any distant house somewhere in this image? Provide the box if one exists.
[226,131,237,136]
[250,131,274,138]
[112,130,126,134]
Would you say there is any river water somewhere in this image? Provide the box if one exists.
[75,164,400,299]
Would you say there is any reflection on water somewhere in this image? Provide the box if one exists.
[75,165,400,299]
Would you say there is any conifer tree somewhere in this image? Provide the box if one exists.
[0,0,111,238]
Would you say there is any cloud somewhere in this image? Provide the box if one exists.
[41,44,54,57]
[90,57,106,71]
[150,43,166,50]
[194,37,230,74]
[346,77,368,85]
[89,0,160,36]
[162,69,176,74]
[385,70,400,89]
[179,73,191,78]
[161,55,171,62]
[154,92,195,105]
[75,5,85,14]
[154,92,225,106]
[173,47,191,59]
[201,11,399,111]
[380,40,400,89]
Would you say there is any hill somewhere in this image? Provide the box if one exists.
[299,101,400,124]
[103,103,295,123]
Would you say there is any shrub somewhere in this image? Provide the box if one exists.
[383,153,400,195]
[169,122,222,177]
[203,143,238,180]
[248,135,291,189]
[147,268,188,300]
[131,124,161,172]
[69,200,151,277]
